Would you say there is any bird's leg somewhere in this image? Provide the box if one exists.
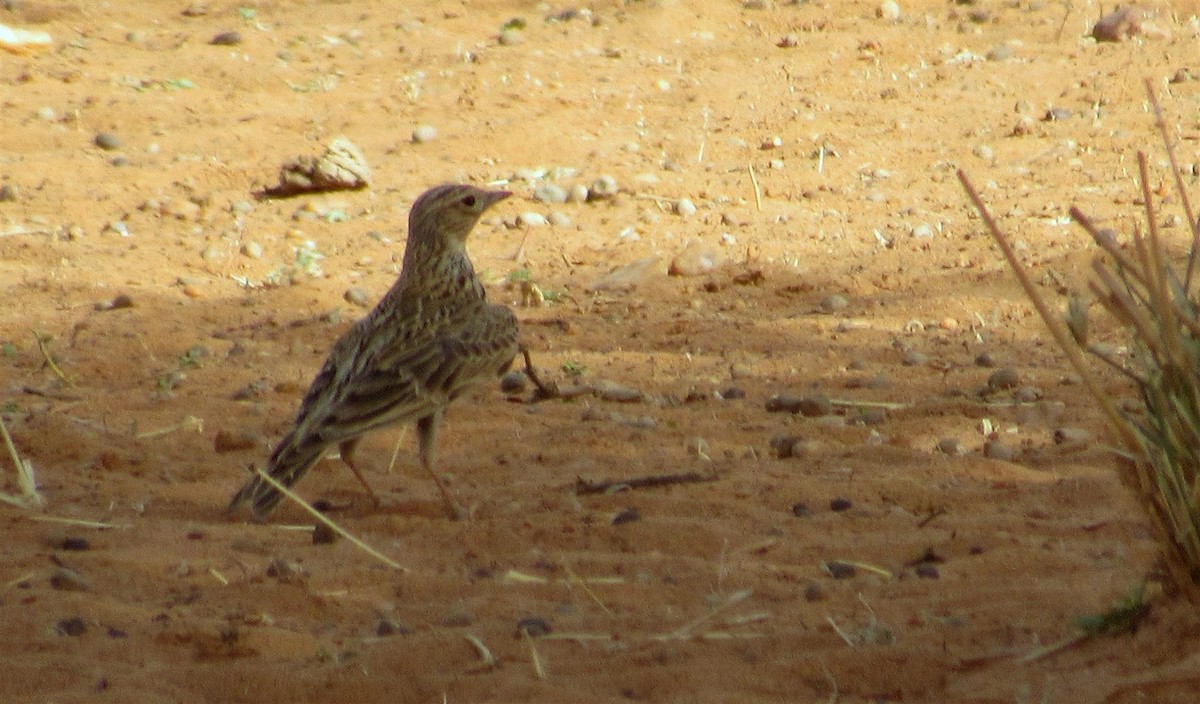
[520,346,559,401]
[338,438,381,507]
[416,413,467,520]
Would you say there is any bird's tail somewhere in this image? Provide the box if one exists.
[228,431,328,518]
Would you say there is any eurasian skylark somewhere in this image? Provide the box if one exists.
[229,183,518,519]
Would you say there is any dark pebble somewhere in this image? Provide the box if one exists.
[765,394,803,413]
[0,184,17,202]
[769,434,803,459]
[1013,386,1042,403]
[824,561,857,579]
[312,522,338,545]
[790,502,810,518]
[796,394,832,417]
[516,616,552,638]
[213,429,257,453]
[1054,427,1090,445]
[56,617,87,636]
[829,497,853,512]
[987,367,1020,390]
[210,30,242,46]
[804,583,827,602]
[902,350,928,366]
[376,619,412,636]
[719,386,746,400]
[441,608,473,628]
[106,626,128,638]
[61,537,90,551]
[311,499,333,512]
[937,437,963,455]
[49,567,89,592]
[612,507,640,525]
[110,156,129,167]
[94,132,121,150]
[969,545,986,555]
[983,440,1016,461]
[974,351,997,367]
[1043,107,1074,121]
[500,370,527,393]
[915,564,940,579]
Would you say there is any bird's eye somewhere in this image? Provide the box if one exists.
[460,195,477,207]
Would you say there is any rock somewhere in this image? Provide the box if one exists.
[517,211,548,227]
[241,241,263,259]
[877,0,900,22]
[210,31,242,45]
[1092,6,1143,42]
[675,198,697,217]
[829,498,853,512]
[411,124,438,144]
[1053,427,1091,445]
[94,132,121,150]
[500,370,527,393]
[567,184,589,203]
[586,256,660,292]
[498,28,523,46]
[0,184,18,202]
[269,136,371,196]
[987,368,1020,391]
[213,429,257,453]
[533,183,567,203]
[593,380,642,402]
[983,440,1015,461]
[344,287,371,307]
[820,294,849,312]
[668,242,719,277]
[588,175,619,201]
[937,437,964,455]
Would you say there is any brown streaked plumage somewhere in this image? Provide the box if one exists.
[229,183,517,519]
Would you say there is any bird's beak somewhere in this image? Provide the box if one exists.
[487,189,513,207]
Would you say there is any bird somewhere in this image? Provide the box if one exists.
[228,183,519,520]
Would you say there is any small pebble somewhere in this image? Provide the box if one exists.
[567,184,589,203]
[820,294,849,312]
[1013,386,1043,403]
[915,564,940,579]
[518,211,548,227]
[588,175,619,201]
[972,144,994,161]
[516,616,552,638]
[241,241,263,259]
[937,437,964,455]
[411,124,438,144]
[376,619,413,637]
[547,211,571,227]
[675,198,697,217]
[804,583,827,602]
[209,30,242,46]
[791,502,811,518]
[987,368,1020,391]
[824,561,857,579]
[533,184,567,204]
[983,440,1015,461]
[974,351,997,368]
[612,507,640,525]
[593,380,642,403]
[498,28,523,46]
[50,567,89,592]
[902,350,928,366]
[877,0,900,21]
[36,106,56,121]
[213,429,257,453]
[851,409,888,425]
[829,497,853,512]
[61,537,90,551]
[0,184,17,202]
[56,617,87,637]
[344,287,371,307]
[1053,427,1091,445]
[719,387,746,400]
[94,132,121,150]
[668,242,719,277]
[987,44,1014,61]
[311,522,338,545]
[500,370,527,393]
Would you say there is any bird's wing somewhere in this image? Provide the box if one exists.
[294,303,517,443]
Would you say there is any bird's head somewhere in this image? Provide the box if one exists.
[407,184,511,250]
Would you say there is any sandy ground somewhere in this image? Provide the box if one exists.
[4,0,1200,701]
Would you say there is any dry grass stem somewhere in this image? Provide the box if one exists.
[748,163,762,212]
[135,415,204,440]
[464,634,498,671]
[958,81,1200,604]
[249,467,406,572]
[521,628,548,680]
[32,330,72,386]
[29,515,123,529]
[655,588,753,641]
[0,415,42,508]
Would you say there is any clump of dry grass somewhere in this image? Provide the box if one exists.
[959,82,1200,606]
